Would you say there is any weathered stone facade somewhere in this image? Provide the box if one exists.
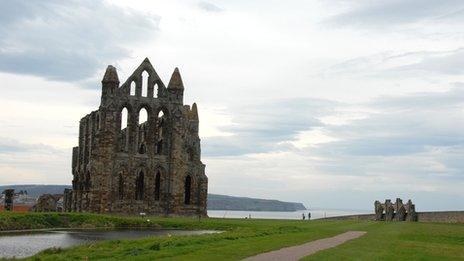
[68,58,208,216]
[374,198,417,222]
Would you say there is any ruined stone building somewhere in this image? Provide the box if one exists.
[68,58,208,216]
[374,198,417,222]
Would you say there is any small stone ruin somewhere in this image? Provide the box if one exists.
[374,198,417,222]
[33,194,64,212]
[3,189,14,211]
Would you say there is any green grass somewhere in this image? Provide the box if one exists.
[305,222,464,261]
[0,212,162,231]
[0,213,463,260]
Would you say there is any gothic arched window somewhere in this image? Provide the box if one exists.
[155,110,166,155]
[138,108,148,125]
[120,107,128,130]
[138,144,146,154]
[184,175,192,205]
[154,171,161,201]
[135,171,144,201]
[153,82,159,98]
[130,81,136,96]
[141,71,148,97]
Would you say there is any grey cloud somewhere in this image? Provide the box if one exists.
[369,87,464,110]
[201,85,464,186]
[320,90,464,156]
[327,0,464,28]
[0,0,159,84]
[204,87,464,160]
[0,137,62,154]
[393,48,464,75]
[324,48,464,78]
[198,1,224,12]
[0,137,70,184]
[203,98,338,156]
[308,88,464,181]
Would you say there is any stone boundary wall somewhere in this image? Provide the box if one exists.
[320,211,464,223]
[417,211,464,223]
[319,214,375,221]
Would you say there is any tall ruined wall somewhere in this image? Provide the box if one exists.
[69,58,208,216]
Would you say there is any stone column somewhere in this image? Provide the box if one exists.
[3,189,14,211]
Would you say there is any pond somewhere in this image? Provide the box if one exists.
[0,228,219,259]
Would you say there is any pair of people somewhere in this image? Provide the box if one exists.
[302,212,311,220]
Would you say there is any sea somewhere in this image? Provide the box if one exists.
[207,209,371,220]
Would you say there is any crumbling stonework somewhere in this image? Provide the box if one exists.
[3,189,14,211]
[34,194,63,212]
[374,198,417,222]
[68,59,208,216]
[63,188,72,212]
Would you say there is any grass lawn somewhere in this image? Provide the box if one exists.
[0,212,463,260]
[306,221,464,261]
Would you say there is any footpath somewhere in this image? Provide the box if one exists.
[243,231,366,261]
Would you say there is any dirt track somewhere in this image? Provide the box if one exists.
[243,231,366,261]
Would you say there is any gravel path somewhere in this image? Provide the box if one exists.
[243,231,366,261]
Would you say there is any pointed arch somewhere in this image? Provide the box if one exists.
[155,109,167,155]
[135,171,144,201]
[154,170,161,201]
[138,108,148,125]
[184,175,192,205]
[153,82,159,98]
[138,143,146,154]
[130,81,136,96]
[153,79,164,98]
[121,107,129,130]
[158,110,164,119]
[141,71,149,97]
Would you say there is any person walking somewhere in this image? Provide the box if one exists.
[302,213,306,220]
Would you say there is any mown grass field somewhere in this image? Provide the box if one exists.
[0,212,463,260]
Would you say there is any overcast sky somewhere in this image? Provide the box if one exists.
[1,0,464,211]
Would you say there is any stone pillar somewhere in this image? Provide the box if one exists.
[395,198,406,221]
[374,200,384,221]
[3,189,14,211]
[63,189,72,212]
[385,199,394,221]
[406,200,417,222]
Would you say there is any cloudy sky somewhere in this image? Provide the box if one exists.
[1,0,464,211]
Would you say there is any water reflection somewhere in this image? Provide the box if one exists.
[0,229,218,259]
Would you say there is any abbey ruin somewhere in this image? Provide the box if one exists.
[66,58,208,216]
[374,198,417,222]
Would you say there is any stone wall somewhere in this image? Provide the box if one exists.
[320,211,464,223]
[320,214,375,221]
[417,211,464,223]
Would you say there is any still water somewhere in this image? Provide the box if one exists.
[207,209,370,220]
[0,229,218,259]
